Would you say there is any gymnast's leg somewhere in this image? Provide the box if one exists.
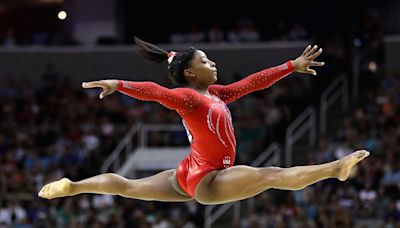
[38,169,192,202]
[194,150,369,205]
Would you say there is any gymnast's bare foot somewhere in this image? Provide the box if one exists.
[38,178,73,199]
[337,150,369,181]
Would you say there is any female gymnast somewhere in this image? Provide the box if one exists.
[38,38,369,205]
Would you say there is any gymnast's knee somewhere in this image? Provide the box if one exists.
[193,185,219,205]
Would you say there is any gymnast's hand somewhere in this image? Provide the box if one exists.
[292,45,325,75]
[82,79,118,99]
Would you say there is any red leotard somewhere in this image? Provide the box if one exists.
[117,61,294,197]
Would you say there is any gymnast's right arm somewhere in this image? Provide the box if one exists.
[82,79,198,111]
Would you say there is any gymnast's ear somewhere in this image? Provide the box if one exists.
[184,69,196,79]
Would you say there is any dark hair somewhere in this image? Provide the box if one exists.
[134,37,197,86]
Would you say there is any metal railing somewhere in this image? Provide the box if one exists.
[101,123,141,173]
[285,106,316,167]
[320,74,349,134]
[204,143,281,228]
[101,123,186,173]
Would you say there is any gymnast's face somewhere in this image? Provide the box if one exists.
[184,50,217,87]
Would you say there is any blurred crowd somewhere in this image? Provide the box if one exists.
[1,18,309,47]
[168,19,309,44]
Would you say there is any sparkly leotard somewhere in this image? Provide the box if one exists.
[117,61,294,197]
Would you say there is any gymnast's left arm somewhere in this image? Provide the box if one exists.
[209,44,324,103]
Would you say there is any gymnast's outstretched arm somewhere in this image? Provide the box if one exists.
[209,45,324,103]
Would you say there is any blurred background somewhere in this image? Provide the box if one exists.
[0,0,400,227]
